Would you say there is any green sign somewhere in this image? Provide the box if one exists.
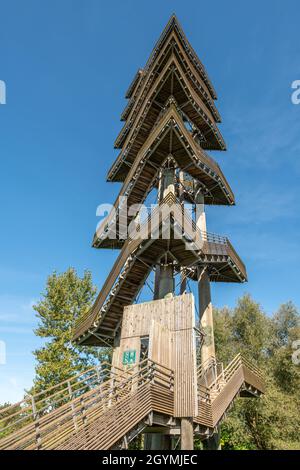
[122,350,136,365]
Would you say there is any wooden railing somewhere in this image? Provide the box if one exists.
[76,193,246,340]
[199,353,264,403]
[197,356,224,388]
[0,360,174,450]
[0,353,264,450]
[0,363,123,441]
[225,239,247,278]
[195,353,265,429]
[197,356,216,376]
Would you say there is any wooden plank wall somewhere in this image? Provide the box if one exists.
[173,327,198,417]
[112,293,198,417]
[121,293,194,336]
[149,320,172,369]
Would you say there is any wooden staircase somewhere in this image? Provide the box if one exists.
[0,355,264,450]
[195,354,265,431]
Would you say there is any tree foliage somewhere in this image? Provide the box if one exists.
[216,295,300,450]
[31,268,111,394]
[0,403,24,438]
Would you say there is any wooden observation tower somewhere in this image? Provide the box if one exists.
[72,15,264,450]
[0,15,265,452]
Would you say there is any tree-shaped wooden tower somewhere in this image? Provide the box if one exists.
[73,15,265,450]
[0,16,265,452]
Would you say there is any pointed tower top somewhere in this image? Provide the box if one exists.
[143,14,217,100]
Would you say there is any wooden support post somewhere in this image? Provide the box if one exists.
[159,167,175,200]
[195,189,219,449]
[178,171,187,296]
[154,264,161,300]
[203,428,221,450]
[146,264,174,450]
[180,269,187,295]
[180,417,194,450]
[153,166,175,300]
[197,267,215,364]
[31,395,42,450]
[195,189,215,363]
[158,263,174,298]
[146,168,176,451]
[67,380,78,432]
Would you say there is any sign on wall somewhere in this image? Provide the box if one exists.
[122,349,136,365]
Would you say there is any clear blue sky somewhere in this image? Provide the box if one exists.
[0,0,300,403]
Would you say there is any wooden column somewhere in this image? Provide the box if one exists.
[195,189,219,450]
[197,268,215,363]
[195,190,215,363]
[179,171,187,296]
[203,428,221,450]
[154,166,175,300]
[180,270,187,295]
[147,262,173,450]
[153,264,161,300]
[159,167,175,199]
[146,168,175,450]
[180,418,194,450]
[157,263,174,298]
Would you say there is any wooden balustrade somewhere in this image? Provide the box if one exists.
[0,359,174,450]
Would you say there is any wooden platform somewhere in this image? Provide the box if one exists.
[75,197,247,346]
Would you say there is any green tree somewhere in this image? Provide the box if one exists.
[270,302,300,393]
[232,294,271,363]
[214,295,271,364]
[213,306,235,363]
[0,402,25,438]
[32,268,111,394]
[272,301,300,348]
[218,296,300,450]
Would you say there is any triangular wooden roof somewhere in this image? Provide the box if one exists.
[122,21,220,123]
[109,54,226,181]
[114,52,224,148]
[131,15,218,101]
